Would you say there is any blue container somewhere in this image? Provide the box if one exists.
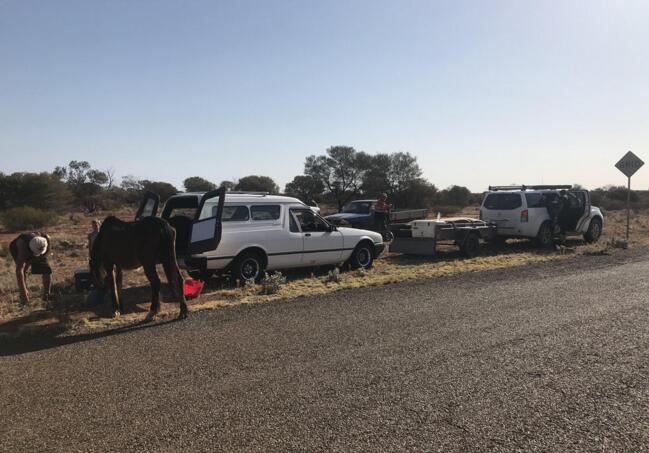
[88,289,107,306]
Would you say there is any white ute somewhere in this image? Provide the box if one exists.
[137,190,385,282]
[480,185,604,247]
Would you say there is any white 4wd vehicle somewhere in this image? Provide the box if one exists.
[480,185,604,247]
[136,190,385,282]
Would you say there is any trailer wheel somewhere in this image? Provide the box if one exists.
[460,233,480,258]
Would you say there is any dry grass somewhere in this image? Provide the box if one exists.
[1,207,648,336]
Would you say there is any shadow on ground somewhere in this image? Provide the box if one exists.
[0,316,181,357]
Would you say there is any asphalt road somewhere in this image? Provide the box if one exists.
[3,249,649,452]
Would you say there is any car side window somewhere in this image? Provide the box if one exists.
[293,209,329,232]
[525,193,546,208]
[251,205,281,221]
[221,205,250,221]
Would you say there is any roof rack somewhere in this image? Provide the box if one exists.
[488,185,572,192]
[226,191,269,196]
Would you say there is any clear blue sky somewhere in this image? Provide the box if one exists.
[1,0,648,192]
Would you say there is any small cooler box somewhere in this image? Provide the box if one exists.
[410,220,443,239]
[74,267,92,291]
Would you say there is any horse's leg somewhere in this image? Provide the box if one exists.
[143,263,161,322]
[116,266,123,291]
[107,266,120,318]
[163,259,188,320]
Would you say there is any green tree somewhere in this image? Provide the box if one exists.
[219,180,236,191]
[604,185,638,202]
[284,175,325,202]
[361,153,392,197]
[305,146,372,211]
[184,176,216,192]
[140,180,179,201]
[235,175,279,194]
[55,160,108,210]
[0,172,71,211]
[438,185,472,207]
[362,152,424,200]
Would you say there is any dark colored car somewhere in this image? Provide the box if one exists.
[324,200,376,229]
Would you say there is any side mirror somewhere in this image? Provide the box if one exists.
[329,225,337,232]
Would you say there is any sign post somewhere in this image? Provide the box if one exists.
[615,151,644,240]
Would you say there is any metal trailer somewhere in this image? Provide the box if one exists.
[390,208,429,223]
[389,218,497,258]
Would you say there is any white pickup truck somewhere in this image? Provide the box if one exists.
[136,190,385,282]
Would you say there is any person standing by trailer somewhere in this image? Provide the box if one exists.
[374,193,391,231]
[9,232,52,307]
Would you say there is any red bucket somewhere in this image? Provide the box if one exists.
[183,279,204,300]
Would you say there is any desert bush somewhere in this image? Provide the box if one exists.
[354,267,368,277]
[260,272,287,295]
[1,207,58,232]
[609,238,629,249]
[326,267,342,283]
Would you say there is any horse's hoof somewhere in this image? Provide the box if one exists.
[177,310,188,320]
[144,311,158,323]
[112,311,121,318]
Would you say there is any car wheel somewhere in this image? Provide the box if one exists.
[536,222,554,248]
[231,251,266,284]
[584,218,602,243]
[460,233,480,258]
[349,241,374,269]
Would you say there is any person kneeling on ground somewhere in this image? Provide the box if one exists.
[9,232,52,308]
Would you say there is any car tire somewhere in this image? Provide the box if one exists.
[231,250,266,284]
[584,218,602,243]
[460,233,481,258]
[349,241,375,270]
[536,222,554,248]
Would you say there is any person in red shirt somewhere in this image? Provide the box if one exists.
[374,193,391,231]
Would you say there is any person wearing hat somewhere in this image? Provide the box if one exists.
[9,232,52,307]
[374,193,391,232]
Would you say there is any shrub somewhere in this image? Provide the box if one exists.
[326,267,342,283]
[609,238,629,249]
[1,206,58,232]
[354,267,368,278]
[260,272,287,295]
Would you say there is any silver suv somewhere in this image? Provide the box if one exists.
[480,185,604,247]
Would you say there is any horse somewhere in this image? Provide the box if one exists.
[90,215,188,321]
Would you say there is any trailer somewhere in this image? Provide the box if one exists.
[389,218,497,258]
[390,208,429,223]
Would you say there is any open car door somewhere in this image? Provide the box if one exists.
[571,189,591,231]
[135,191,160,220]
[188,188,226,255]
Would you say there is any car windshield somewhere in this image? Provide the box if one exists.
[342,201,372,214]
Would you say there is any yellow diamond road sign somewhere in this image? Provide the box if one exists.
[615,151,644,178]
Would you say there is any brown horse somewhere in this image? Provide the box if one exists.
[90,215,187,321]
